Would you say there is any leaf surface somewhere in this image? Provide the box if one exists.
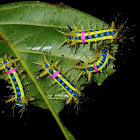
[0,2,117,139]
[0,1,116,109]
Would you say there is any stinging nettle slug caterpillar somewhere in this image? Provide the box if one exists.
[0,55,34,110]
[58,21,124,47]
[34,54,83,105]
[73,48,116,81]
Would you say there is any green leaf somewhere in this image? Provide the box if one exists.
[0,2,118,139]
[94,68,116,85]
[0,1,110,109]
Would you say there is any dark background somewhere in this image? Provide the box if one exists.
[0,0,138,139]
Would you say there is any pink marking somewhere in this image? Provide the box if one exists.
[5,67,17,74]
[93,62,98,72]
[81,30,86,43]
[50,70,60,79]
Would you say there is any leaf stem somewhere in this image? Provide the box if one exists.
[0,29,70,140]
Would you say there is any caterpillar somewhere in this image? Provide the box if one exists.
[58,21,123,46]
[74,48,116,81]
[0,55,31,110]
[34,54,82,105]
